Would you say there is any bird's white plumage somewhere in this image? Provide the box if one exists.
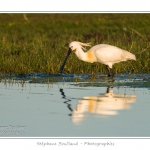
[69,41,136,68]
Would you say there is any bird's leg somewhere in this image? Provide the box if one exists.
[106,65,114,77]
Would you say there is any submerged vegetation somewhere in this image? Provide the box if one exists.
[0,13,150,75]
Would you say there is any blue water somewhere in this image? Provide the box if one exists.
[0,73,150,137]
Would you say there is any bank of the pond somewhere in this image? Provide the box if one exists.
[0,14,150,74]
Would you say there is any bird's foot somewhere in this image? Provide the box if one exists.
[107,74,114,78]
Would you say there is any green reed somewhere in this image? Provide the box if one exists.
[0,13,150,75]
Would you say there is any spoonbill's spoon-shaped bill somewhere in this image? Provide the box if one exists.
[58,48,72,73]
[59,41,136,76]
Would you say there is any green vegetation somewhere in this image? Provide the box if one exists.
[0,13,150,75]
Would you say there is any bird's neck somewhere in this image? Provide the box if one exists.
[75,47,87,61]
[75,47,95,63]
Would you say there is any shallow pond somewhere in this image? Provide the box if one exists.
[0,73,150,137]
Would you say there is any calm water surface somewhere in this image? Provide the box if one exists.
[0,73,150,137]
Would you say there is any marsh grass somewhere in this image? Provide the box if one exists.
[0,14,150,75]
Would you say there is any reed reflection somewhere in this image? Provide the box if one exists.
[60,87,136,124]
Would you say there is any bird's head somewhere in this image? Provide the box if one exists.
[69,41,91,52]
[58,41,91,73]
[69,41,79,52]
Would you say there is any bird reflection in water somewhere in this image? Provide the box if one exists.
[59,87,136,124]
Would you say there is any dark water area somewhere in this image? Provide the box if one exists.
[1,73,150,87]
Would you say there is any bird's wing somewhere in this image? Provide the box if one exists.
[91,44,123,62]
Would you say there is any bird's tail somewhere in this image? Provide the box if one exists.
[122,50,136,61]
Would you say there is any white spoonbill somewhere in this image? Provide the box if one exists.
[59,41,136,77]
